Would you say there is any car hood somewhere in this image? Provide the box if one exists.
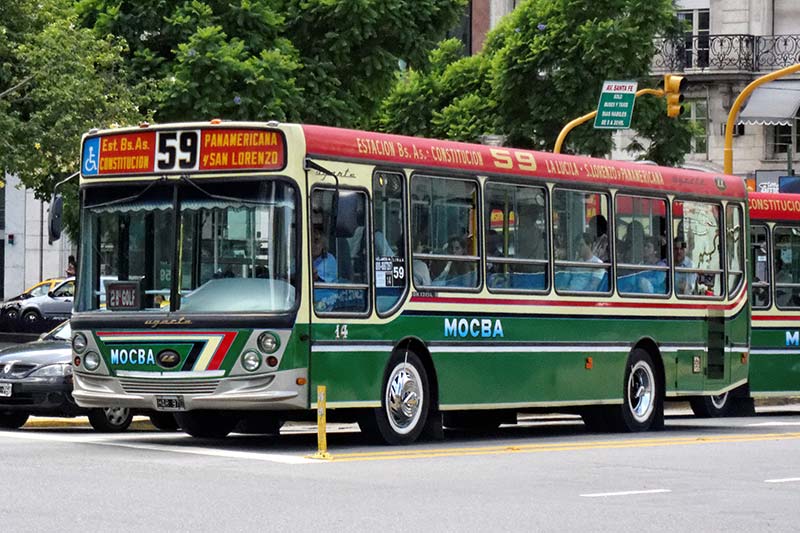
[0,341,71,365]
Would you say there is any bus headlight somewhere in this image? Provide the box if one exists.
[72,333,88,354]
[242,351,262,372]
[257,332,279,354]
[84,351,101,371]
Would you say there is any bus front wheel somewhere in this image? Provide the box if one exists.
[360,351,429,445]
[175,410,238,439]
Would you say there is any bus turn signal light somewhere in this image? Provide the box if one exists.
[585,357,593,369]
[296,377,307,385]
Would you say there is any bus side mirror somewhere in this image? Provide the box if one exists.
[48,194,63,244]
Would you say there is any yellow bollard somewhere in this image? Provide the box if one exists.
[311,385,332,459]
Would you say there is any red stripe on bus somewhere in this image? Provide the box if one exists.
[303,124,746,198]
[206,332,238,371]
[752,315,800,321]
[410,288,747,312]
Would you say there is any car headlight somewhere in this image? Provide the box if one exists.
[257,332,279,354]
[241,350,262,372]
[83,351,101,371]
[72,333,88,354]
[30,364,73,377]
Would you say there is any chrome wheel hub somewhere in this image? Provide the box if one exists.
[628,361,655,423]
[385,362,423,435]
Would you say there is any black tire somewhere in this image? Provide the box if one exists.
[174,410,238,439]
[235,413,283,435]
[0,412,29,429]
[21,310,41,330]
[613,349,662,432]
[88,407,133,432]
[3,308,19,322]
[149,412,180,431]
[359,351,430,445]
[442,411,505,432]
[690,392,732,418]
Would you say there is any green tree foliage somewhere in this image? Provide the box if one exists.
[378,0,693,164]
[75,0,466,126]
[0,0,142,237]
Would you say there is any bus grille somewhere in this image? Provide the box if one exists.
[119,378,221,395]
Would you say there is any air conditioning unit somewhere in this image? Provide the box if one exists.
[721,123,745,137]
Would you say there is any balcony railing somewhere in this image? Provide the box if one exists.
[653,34,800,73]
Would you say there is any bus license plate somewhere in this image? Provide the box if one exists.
[155,395,185,411]
[0,382,11,397]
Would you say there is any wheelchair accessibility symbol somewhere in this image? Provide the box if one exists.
[82,137,100,176]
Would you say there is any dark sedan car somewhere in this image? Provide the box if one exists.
[0,322,177,431]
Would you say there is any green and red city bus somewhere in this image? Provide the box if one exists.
[63,120,749,444]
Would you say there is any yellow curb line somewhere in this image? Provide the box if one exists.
[23,417,154,429]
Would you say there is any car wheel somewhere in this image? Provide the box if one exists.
[0,412,29,429]
[174,410,238,438]
[359,351,429,445]
[88,407,133,432]
[21,310,41,329]
[148,413,180,431]
[3,308,19,322]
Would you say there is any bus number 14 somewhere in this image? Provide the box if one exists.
[334,324,349,340]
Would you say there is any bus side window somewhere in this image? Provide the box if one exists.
[484,182,548,292]
[615,195,668,296]
[773,226,800,308]
[750,225,770,308]
[673,200,722,297]
[373,171,407,314]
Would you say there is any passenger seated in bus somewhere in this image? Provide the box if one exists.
[588,214,609,262]
[674,238,696,295]
[312,227,337,283]
[567,233,605,291]
[412,240,432,287]
[775,255,794,306]
[435,235,470,285]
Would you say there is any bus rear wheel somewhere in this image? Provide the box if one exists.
[360,351,429,445]
[689,392,731,418]
[175,410,238,439]
[0,412,29,429]
[615,349,662,432]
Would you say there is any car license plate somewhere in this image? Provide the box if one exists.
[155,395,185,411]
[0,382,11,398]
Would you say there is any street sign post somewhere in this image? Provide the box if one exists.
[594,81,638,129]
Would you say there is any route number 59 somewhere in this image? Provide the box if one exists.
[156,130,200,172]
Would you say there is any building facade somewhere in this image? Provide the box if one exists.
[465,0,800,186]
[2,172,74,301]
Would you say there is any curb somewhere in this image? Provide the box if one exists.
[23,416,155,429]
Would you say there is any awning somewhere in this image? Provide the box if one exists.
[738,80,800,126]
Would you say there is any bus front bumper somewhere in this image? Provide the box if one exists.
[71,368,308,411]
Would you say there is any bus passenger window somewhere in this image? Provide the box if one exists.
[373,171,407,314]
[673,200,722,297]
[615,195,668,295]
[411,175,479,289]
[773,226,800,308]
[726,204,744,297]
[311,188,369,314]
[553,189,610,293]
[750,225,770,308]
[484,183,548,291]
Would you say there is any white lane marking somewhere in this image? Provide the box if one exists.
[580,489,671,498]
[0,430,316,465]
[746,422,800,427]
[764,477,800,484]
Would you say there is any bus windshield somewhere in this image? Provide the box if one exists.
[77,178,298,314]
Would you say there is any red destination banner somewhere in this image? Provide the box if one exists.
[199,129,285,171]
[98,132,157,175]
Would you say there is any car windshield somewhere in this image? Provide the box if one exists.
[47,321,71,341]
[77,179,298,314]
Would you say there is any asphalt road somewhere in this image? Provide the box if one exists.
[2,406,800,532]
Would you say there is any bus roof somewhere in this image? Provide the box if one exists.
[749,191,800,221]
[302,124,746,199]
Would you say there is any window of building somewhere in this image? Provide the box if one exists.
[684,99,708,155]
[766,110,799,159]
[677,8,709,68]
[445,0,472,55]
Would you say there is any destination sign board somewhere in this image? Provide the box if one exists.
[81,127,286,177]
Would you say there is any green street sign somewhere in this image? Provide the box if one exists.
[594,81,637,129]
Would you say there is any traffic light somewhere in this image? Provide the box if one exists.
[663,74,686,118]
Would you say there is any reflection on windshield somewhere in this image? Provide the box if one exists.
[78,179,298,314]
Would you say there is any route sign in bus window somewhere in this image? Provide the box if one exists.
[373,171,406,314]
[484,183,548,292]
